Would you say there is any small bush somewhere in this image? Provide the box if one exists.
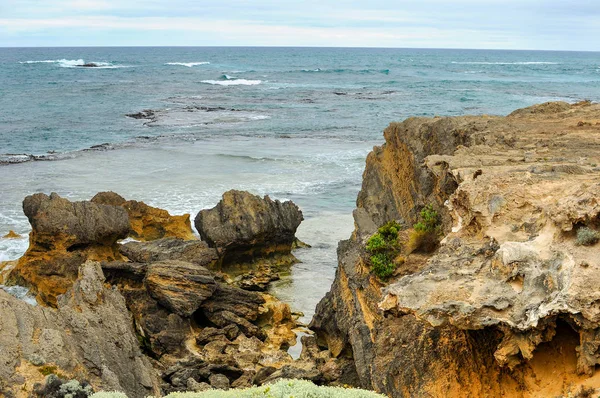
[413,205,440,234]
[576,227,600,246]
[370,253,396,279]
[366,221,402,279]
[365,233,387,252]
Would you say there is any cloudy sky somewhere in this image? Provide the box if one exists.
[0,0,598,50]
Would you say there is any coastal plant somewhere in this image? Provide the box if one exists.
[576,227,600,246]
[90,379,386,398]
[366,221,402,279]
[369,253,396,278]
[407,205,442,253]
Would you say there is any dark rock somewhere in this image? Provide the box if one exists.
[194,190,303,261]
[204,310,265,340]
[146,260,216,317]
[23,192,129,250]
[201,283,265,321]
[120,238,218,267]
[253,366,277,385]
[208,373,230,390]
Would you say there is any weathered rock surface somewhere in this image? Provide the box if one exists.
[0,261,159,398]
[195,190,303,261]
[146,260,216,317]
[120,238,218,268]
[92,191,196,241]
[7,193,129,305]
[312,101,600,397]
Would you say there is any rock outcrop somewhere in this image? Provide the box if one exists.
[0,261,160,398]
[7,193,129,305]
[195,190,303,262]
[311,101,600,397]
[91,191,196,241]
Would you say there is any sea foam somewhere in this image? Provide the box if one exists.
[165,62,210,67]
[20,59,128,69]
[201,79,262,86]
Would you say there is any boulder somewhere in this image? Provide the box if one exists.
[7,193,129,305]
[146,260,217,317]
[194,190,303,261]
[92,191,196,241]
[120,238,218,268]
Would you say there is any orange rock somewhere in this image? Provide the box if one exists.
[7,192,129,306]
[2,230,22,239]
[91,192,196,241]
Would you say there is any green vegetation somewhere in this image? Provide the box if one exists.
[413,205,441,234]
[90,379,386,398]
[576,227,600,246]
[366,221,402,279]
[407,205,442,253]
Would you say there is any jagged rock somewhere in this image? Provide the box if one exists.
[7,193,129,305]
[0,261,159,397]
[120,238,218,268]
[194,190,303,261]
[208,373,230,390]
[145,260,216,317]
[2,230,22,239]
[92,191,196,241]
[311,100,600,397]
[201,283,265,321]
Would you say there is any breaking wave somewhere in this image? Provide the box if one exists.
[165,62,210,67]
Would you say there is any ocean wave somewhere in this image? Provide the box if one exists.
[451,61,559,65]
[165,62,210,67]
[20,59,129,69]
[221,74,237,80]
[299,68,389,74]
[201,79,262,86]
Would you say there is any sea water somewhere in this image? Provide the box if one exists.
[1,47,599,321]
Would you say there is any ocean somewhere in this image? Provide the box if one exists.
[1,47,599,323]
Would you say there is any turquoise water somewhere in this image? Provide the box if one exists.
[1,47,599,321]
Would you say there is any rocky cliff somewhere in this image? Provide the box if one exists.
[311,101,600,397]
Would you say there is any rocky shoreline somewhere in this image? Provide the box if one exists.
[2,101,600,397]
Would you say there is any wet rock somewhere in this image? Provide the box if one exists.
[194,190,303,261]
[145,260,216,317]
[92,192,196,241]
[120,238,218,268]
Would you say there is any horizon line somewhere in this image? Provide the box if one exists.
[0,45,598,53]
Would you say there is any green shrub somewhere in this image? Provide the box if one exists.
[377,221,400,240]
[576,227,600,246]
[90,379,386,398]
[366,233,387,252]
[370,253,396,279]
[413,205,440,234]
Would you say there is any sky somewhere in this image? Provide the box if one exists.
[0,0,598,50]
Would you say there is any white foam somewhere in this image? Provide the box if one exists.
[20,59,129,69]
[165,62,210,67]
[201,79,262,86]
[0,285,37,306]
[452,61,559,65]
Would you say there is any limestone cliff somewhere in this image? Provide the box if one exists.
[311,101,600,397]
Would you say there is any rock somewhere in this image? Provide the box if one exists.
[7,193,129,305]
[2,230,21,239]
[261,363,321,385]
[208,373,230,390]
[187,378,211,392]
[92,192,196,241]
[0,261,159,397]
[311,101,600,397]
[120,238,218,268]
[145,260,216,317]
[79,63,99,67]
[201,283,265,321]
[194,190,303,261]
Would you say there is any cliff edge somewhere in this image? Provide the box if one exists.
[311,100,600,397]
